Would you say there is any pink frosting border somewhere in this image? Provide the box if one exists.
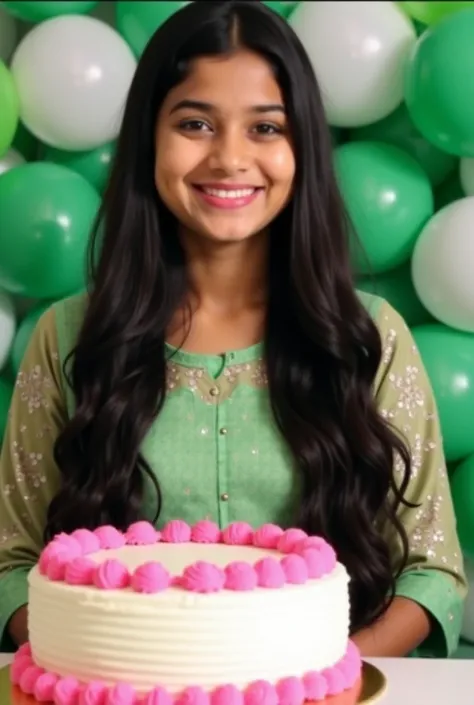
[11,641,362,705]
[37,522,338,594]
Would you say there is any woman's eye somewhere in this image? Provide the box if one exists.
[178,119,212,132]
[253,123,283,136]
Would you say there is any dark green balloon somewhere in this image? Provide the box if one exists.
[450,454,474,557]
[116,2,189,56]
[0,162,100,299]
[334,142,433,275]
[412,324,474,462]
[2,1,97,22]
[350,103,457,187]
[10,303,52,374]
[405,8,474,157]
[42,142,115,194]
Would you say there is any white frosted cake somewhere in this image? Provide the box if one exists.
[11,520,362,705]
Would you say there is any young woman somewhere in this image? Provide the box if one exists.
[0,0,465,657]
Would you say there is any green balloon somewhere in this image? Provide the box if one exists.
[0,376,13,443]
[350,104,457,187]
[116,1,189,57]
[1,1,97,22]
[357,262,433,327]
[405,9,474,157]
[10,302,51,374]
[0,60,19,156]
[263,2,298,17]
[401,2,474,25]
[411,324,474,462]
[334,142,433,275]
[42,142,115,194]
[0,162,100,299]
[450,454,474,557]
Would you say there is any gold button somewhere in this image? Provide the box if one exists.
[220,493,229,501]
[209,386,220,397]
[219,427,228,435]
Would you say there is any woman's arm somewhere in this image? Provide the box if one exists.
[0,307,65,650]
[356,299,467,657]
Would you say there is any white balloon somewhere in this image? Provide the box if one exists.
[460,158,474,196]
[461,557,474,643]
[0,290,16,371]
[289,1,416,128]
[10,14,137,151]
[412,197,474,333]
[0,4,18,62]
[0,148,25,176]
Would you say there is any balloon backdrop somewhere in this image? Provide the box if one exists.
[289,2,416,127]
[412,197,474,333]
[10,14,136,150]
[0,0,474,611]
[116,2,190,56]
[1,1,98,23]
[0,3,17,61]
[412,325,474,463]
[0,59,19,155]
[0,162,100,298]
[334,142,433,274]
[405,8,474,157]
[451,456,474,557]
[42,141,115,193]
[461,557,474,642]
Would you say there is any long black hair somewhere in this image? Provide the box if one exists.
[46,0,412,632]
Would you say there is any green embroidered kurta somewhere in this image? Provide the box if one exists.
[0,292,466,655]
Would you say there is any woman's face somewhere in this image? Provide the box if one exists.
[155,49,295,244]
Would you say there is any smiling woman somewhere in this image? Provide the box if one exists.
[155,56,294,244]
[0,0,466,667]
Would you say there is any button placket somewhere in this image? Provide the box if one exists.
[216,394,230,527]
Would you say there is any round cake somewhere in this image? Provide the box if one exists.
[11,520,362,705]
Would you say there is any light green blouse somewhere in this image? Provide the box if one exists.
[0,291,466,655]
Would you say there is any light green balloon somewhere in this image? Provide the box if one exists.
[334,142,433,275]
[357,262,433,327]
[411,324,474,462]
[116,1,189,57]
[450,454,474,557]
[405,8,474,157]
[0,60,19,156]
[0,162,100,299]
[10,302,51,374]
[400,2,474,25]
[1,1,97,22]
[0,376,13,444]
[42,142,115,194]
[350,104,457,188]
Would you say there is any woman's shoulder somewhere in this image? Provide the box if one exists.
[356,288,409,341]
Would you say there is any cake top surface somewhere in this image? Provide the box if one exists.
[35,519,338,594]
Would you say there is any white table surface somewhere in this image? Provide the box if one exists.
[0,654,472,704]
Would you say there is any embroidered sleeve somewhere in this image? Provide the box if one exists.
[0,307,65,650]
[374,300,467,656]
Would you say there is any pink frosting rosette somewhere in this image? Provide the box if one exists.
[131,562,170,593]
[93,559,130,589]
[276,677,305,705]
[221,522,253,546]
[70,529,101,554]
[252,524,284,549]
[125,521,159,546]
[93,525,126,549]
[191,519,221,544]
[181,561,226,592]
[244,680,278,705]
[161,519,192,543]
